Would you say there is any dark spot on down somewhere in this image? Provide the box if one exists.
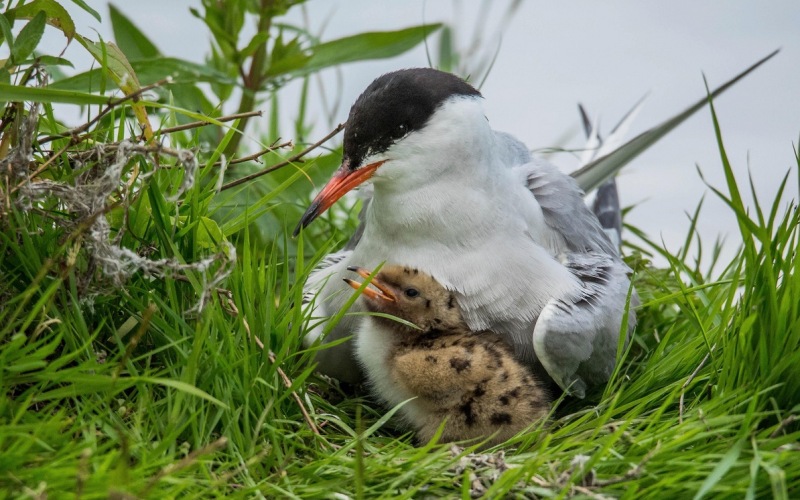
[449,357,471,373]
[484,345,504,367]
[463,340,476,353]
[473,383,486,397]
[425,299,431,309]
[459,399,477,426]
[421,331,443,341]
[447,294,456,309]
[424,355,437,363]
[490,412,513,425]
[530,399,549,411]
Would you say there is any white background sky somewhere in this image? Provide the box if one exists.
[28,1,800,268]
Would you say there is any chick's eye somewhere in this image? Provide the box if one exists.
[404,288,419,298]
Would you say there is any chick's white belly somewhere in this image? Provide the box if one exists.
[354,320,428,426]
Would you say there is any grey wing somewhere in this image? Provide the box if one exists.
[592,179,622,249]
[519,159,619,257]
[494,131,532,166]
[532,253,637,398]
[301,248,367,382]
[520,156,635,397]
[303,196,367,373]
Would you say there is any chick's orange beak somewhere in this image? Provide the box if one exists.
[343,266,396,302]
[293,160,386,236]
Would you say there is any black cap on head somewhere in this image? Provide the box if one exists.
[343,68,481,170]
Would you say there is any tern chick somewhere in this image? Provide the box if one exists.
[345,265,551,446]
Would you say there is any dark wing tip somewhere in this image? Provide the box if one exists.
[578,103,592,139]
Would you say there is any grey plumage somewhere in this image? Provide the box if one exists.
[533,252,635,398]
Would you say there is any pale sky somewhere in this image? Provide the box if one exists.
[32,1,800,268]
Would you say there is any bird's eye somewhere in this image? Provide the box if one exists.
[395,123,407,137]
[404,288,419,298]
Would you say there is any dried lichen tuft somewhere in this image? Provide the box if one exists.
[4,101,234,313]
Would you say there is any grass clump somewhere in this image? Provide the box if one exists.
[0,2,798,498]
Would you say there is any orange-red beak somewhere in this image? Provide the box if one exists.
[343,266,396,302]
[293,159,386,236]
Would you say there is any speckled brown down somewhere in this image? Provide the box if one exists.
[346,265,551,446]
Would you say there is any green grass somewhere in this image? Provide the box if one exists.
[1,90,798,499]
[1,3,798,495]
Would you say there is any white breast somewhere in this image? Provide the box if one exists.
[354,319,428,426]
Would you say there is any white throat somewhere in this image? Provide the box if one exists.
[364,96,507,245]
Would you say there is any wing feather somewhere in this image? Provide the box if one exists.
[533,252,636,397]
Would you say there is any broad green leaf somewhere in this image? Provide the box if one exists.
[50,57,237,91]
[197,216,225,249]
[0,67,9,108]
[437,26,456,73]
[0,13,14,48]
[31,55,73,67]
[130,57,238,86]
[0,82,108,105]
[68,0,101,22]
[304,23,443,74]
[165,82,216,116]
[240,30,270,59]
[109,4,160,60]
[12,11,46,64]
[571,49,779,192]
[7,0,76,42]
[0,84,213,114]
[266,33,310,78]
[77,35,139,93]
[77,35,154,140]
[172,216,226,250]
[145,101,229,126]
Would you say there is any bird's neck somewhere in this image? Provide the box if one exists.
[365,115,505,244]
[366,165,504,247]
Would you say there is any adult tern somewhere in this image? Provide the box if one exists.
[296,53,777,397]
[297,68,633,398]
